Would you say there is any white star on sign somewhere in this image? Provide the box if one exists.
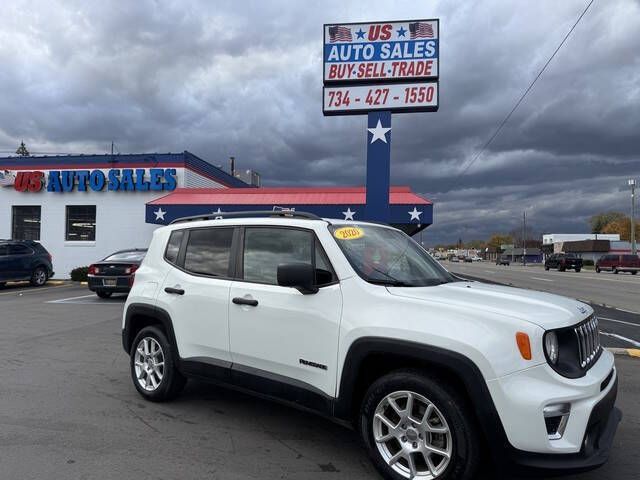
[408,207,423,221]
[342,208,356,220]
[368,119,391,144]
[213,207,223,219]
[154,208,166,221]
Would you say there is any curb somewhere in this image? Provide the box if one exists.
[607,348,640,358]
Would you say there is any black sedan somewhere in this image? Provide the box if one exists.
[88,249,147,298]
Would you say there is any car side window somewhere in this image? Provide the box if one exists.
[243,227,312,285]
[164,230,184,265]
[8,244,31,255]
[184,228,234,277]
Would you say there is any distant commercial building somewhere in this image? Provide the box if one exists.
[502,247,543,263]
[560,240,635,263]
[542,233,620,245]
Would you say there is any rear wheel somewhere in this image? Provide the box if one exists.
[613,268,619,274]
[96,291,112,298]
[359,370,479,480]
[130,326,186,402]
[575,268,581,272]
[30,267,48,286]
[544,265,549,271]
[633,271,637,275]
[559,266,566,272]
[595,266,600,273]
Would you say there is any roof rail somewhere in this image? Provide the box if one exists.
[169,210,323,225]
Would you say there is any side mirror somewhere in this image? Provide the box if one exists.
[277,263,318,294]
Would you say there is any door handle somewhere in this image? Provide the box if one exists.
[232,297,258,307]
[165,287,185,295]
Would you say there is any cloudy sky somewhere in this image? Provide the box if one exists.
[1,0,639,244]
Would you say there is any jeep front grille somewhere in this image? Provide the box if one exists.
[575,316,601,368]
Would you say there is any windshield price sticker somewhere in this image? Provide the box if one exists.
[323,81,438,115]
[324,20,439,84]
[334,227,365,240]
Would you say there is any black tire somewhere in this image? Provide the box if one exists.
[559,266,566,272]
[359,369,480,480]
[96,291,112,298]
[575,268,581,273]
[30,266,48,286]
[613,268,619,274]
[633,271,637,275]
[595,267,600,273]
[0,282,5,288]
[544,265,549,271]
[130,325,186,402]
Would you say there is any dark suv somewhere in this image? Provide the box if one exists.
[544,253,583,272]
[0,240,54,287]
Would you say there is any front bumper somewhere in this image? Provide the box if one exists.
[486,350,620,475]
[507,376,621,475]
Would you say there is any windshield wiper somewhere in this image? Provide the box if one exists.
[368,279,414,287]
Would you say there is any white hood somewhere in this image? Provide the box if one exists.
[387,281,592,330]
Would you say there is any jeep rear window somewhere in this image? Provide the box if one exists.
[329,224,456,287]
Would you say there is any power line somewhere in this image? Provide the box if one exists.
[449,0,596,191]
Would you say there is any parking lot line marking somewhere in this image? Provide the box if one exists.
[600,331,640,348]
[615,307,640,315]
[598,317,640,328]
[0,284,72,296]
[48,294,98,303]
[531,277,553,282]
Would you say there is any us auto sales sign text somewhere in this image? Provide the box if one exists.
[323,20,439,83]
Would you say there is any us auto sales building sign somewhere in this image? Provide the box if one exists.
[323,19,439,115]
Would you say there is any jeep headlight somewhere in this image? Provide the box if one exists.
[544,331,559,365]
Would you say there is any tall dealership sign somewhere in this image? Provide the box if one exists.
[322,20,439,222]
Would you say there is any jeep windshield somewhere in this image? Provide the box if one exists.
[329,224,457,287]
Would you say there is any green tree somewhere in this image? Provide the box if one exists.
[589,212,625,233]
[15,141,29,156]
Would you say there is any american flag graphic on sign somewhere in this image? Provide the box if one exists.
[328,26,352,43]
[409,22,434,39]
[0,170,16,187]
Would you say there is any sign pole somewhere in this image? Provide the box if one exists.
[366,110,391,223]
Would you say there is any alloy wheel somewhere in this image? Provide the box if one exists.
[34,269,47,285]
[134,337,165,391]
[373,390,452,479]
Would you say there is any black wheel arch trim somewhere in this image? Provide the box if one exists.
[122,303,179,355]
[334,337,513,463]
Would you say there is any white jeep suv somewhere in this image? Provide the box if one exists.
[122,212,620,480]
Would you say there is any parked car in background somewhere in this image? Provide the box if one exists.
[450,256,460,262]
[88,249,147,298]
[470,255,483,262]
[463,256,473,263]
[545,253,583,272]
[0,239,54,287]
[496,255,510,266]
[596,254,640,275]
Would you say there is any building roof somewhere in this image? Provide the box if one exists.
[562,240,610,253]
[145,186,433,232]
[0,150,250,188]
[148,186,431,206]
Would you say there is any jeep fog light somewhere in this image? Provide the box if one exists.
[543,403,570,440]
[544,331,559,364]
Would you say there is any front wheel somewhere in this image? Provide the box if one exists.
[359,370,479,480]
[575,268,581,272]
[30,267,48,286]
[544,265,549,271]
[130,326,186,402]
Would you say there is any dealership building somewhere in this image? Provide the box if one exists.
[1,152,432,278]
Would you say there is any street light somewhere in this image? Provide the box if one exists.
[630,179,637,255]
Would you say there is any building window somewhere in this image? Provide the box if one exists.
[66,205,96,241]
[12,206,42,240]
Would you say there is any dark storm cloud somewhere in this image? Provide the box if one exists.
[0,0,639,243]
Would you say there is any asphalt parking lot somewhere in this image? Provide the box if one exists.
[0,282,638,480]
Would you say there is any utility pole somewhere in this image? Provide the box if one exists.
[630,179,637,255]
[523,211,527,266]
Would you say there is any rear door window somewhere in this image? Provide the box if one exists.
[184,228,234,277]
[8,244,32,255]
